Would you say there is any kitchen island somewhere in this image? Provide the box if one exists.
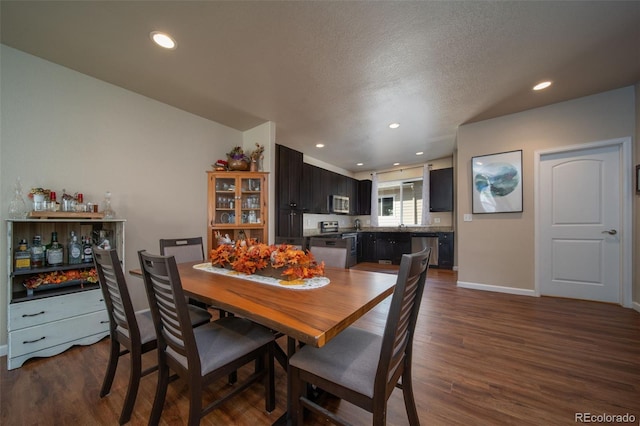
[299,226,454,269]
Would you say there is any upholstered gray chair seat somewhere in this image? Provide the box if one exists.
[186,305,214,328]
[289,327,382,398]
[118,306,211,345]
[166,317,275,375]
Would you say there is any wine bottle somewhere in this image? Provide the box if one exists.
[30,235,45,268]
[68,231,82,264]
[82,236,94,264]
[46,231,64,266]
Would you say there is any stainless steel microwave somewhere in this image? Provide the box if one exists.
[328,195,350,214]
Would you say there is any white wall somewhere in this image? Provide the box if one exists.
[456,87,636,297]
[0,45,265,348]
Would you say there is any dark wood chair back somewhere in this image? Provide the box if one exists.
[137,250,200,373]
[137,250,275,425]
[159,237,205,263]
[94,246,140,347]
[93,246,158,425]
[377,247,431,402]
[288,247,431,425]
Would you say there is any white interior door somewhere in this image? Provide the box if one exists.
[539,144,621,303]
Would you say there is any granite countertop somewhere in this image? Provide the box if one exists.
[303,226,453,237]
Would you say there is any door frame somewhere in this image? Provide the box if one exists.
[534,137,633,307]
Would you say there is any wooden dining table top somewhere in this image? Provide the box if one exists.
[168,261,397,348]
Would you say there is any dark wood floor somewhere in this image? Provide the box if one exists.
[2,266,639,425]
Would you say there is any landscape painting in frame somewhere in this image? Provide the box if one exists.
[472,150,523,214]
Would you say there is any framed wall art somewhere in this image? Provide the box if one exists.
[636,164,640,194]
[472,150,523,214]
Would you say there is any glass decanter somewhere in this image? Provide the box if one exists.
[8,177,28,219]
[102,191,116,219]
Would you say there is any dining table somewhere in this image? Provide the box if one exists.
[131,260,397,424]
[175,261,396,347]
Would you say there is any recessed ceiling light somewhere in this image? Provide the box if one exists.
[533,81,552,91]
[393,162,400,166]
[150,31,177,49]
[356,162,363,166]
[389,123,400,129]
[315,143,325,148]
[416,151,424,156]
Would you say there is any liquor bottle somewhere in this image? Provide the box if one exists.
[14,239,31,270]
[68,231,82,264]
[82,236,93,264]
[30,235,45,268]
[46,231,64,266]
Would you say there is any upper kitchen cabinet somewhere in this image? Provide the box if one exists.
[429,167,453,212]
[357,179,372,215]
[300,162,313,212]
[276,144,303,209]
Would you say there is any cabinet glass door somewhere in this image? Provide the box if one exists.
[213,177,237,225]
[239,177,262,225]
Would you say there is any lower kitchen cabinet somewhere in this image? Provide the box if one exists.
[356,231,454,269]
[438,232,454,269]
[375,233,411,265]
[358,232,377,262]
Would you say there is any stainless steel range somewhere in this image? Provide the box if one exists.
[320,220,339,234]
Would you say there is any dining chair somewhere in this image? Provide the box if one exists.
[93,247,212,425]
[159,237,205,264]
[275,236,306,250]
[159,236,230,316]
[308,237,349,268]
[137,250,276,426]
[288,247,431,426]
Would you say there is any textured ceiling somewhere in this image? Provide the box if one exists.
[1,1,639,172]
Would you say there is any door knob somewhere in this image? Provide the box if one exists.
[601,229,617,235]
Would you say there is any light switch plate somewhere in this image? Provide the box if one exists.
[463,214,473,222]
[433,217,441,223]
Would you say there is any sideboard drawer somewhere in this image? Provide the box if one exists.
[8,310,109,358]
[9,289,106,331]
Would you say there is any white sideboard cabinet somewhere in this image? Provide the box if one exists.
[5,218,125,369]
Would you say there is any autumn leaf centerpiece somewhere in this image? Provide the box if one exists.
[210,241,324,281]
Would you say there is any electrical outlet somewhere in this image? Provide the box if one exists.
[463,214,472,222]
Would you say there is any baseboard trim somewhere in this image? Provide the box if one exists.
[457,280,537,297]
[633,301,640,314]
[0,344,7,358]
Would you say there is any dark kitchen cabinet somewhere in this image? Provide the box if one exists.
[347,177,358,214]
[276,145,304,237]
[300,162,315,213]
[300,162,360,214]
[358,179,372,215]
[430,167,453,212]
[358,232,377,262]
[303,165,334,214]
[277,209,303,238]
[315,167,331,213]
[376,233,411,265]
[438,232,454,268]
[276,144,303,210]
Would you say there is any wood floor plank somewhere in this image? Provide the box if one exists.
[2,267,639,425]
